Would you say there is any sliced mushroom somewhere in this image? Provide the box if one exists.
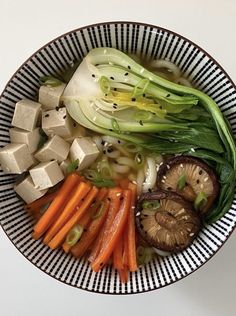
[136,190,201,252]
[157,156,219,214]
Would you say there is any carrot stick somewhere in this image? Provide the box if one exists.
[43,181,91,244]
[91,189,131,272]
[33,173,81,240]
[62,188,108,253]
[48,186,99,249]
[88,187,122,263]
[71,201,110,257]
[113,237,124,270]
[126,183,138,271]
[118,267,129,283]
[26,191,58,211]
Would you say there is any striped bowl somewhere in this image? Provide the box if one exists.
[0,22,235,294]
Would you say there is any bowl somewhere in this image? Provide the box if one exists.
[0,21,236,294]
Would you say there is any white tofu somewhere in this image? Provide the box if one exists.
[34,135,70,163]
[39,83,66,110]
[9,127,41,153]
[69,137,99,171]
[14,175,48,204]
[42,107,73,138]
[59,158,71,175]
[30,161,64,190]
[0,143,34,174]
[11,99,41,132]
[65,124,87,143]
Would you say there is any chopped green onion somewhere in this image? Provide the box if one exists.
[92,178,115,188]
[66,159,79,174]
[134,110,153,122]
[39,76,64,87]
[66,225,83,246]
[99,76,111,94]
[142,200,160,210]
[177,174,186,190]
[135,152,145,168]
[136,246,155,265]
[98,160,113,179]
[91,202,104,219]
[124,142,143,153]
[111,118,121,134]
[133,78,150,97]
[83,169,100,181]
[194,191,207,210]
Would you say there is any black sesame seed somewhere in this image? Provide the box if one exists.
[99,262,104,267]
[101,140,105,145]
[95,64,99,66]
[140,224,144,229]
[56,106,60,111]
[110,76,114,80]
[81,198,85,201]
[103,150,106,154]
[120,197,124,201]
[199,170,203,175]
[114,88,117,91]
[167,187,172,190]
[113,104,117,109]
[124,72,129,76]
[73,123,77,127]
[92,74,95,78]
[50,159,54,161]
[105,93,108,96]
[143,93,146,97]
[63,115,66,119]
[131,97,136,102]
[84,228,87,232]
[139,120,143,126]
[148,188,152,193]
[75,166,79,170]
[166,94,170,97]
[160,106,163,110]
[197,179,200,184]
[118,140,121,144]
[109,129,113,131]
[107,148,113,153]
[128,65,131,69]
[107,197,111,202]
[45,114,49,117]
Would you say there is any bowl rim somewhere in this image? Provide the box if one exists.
[0,20,235,295]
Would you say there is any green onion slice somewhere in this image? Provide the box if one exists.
[66,225,83,246]
[194,191,207,210]
[124,142,143,153]
[111,118,121,134]
[99,76,111,94]
[39,76,64,87]
[177,174,186,190]
[66,159,79,174]
[135,152,145,168]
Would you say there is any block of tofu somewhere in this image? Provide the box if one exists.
[39,83,66,110]
[59,158,71,175]
[34,135,70,163]
[11,99,41,131]
[42,107,73,138]
[30,161,64,190]
[69,137,99,171]
[9,127,41,153]
[65,124,87,143]
[14,175,48,204]
[0,143,34,174]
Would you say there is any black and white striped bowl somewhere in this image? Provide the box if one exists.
[0,22,235,294]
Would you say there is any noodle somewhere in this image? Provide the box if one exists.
[111,163,130,174]
[142,157,157,192]
[175,77,192,87]
[150,59,181,79]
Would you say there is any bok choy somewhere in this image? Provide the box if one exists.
[62,47,236,223]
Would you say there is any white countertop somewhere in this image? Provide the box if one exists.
[0,1,236,315]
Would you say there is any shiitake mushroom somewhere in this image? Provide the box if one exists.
[157,156,219,215]
[136,190,201,252]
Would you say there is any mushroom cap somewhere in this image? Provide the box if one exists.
[157,156,220,214]
[136,190,201,252]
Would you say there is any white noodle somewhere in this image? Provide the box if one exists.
[113,144,131,157]
[150,59,181,78]
[111,163,130,174]
[136,168,145,196]
[92,136,103,152]
[101,135,125,146]
[105,150,120,159]
[175,77,192,87]
[142,157,157,192]
[116,157,135,168]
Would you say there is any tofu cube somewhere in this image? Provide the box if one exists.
[0,143,34,174]
[65,124,87,143]
[70,137,99,171]
[42,107,73,138]
[30,161,64,190]
[14,175,48,203]
[34,135,70,163]
[9,127,41,153]
[11,99,41,131]
[59,158,71,175]
[39,83,66,110]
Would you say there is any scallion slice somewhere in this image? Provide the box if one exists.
[194,191,207,210]
[177,174,186,190]
[99,76,110,94]
[66,225,83,246]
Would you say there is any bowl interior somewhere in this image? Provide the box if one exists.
[0,22,236,294]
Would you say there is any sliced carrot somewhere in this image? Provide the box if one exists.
[33,173,81,240]
[91,189,131,272]
[62,188,108,253]
[118,267,129,283]
[113,237,124,270]
[126,183,138,271]
[43,181,91,244]
[26,191,58,211]
[71,201,110,258]
[88,187,122,263]
[48,186,99,250]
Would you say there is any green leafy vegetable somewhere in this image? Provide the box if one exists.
[66,159,79,174]
[83,169,115,188]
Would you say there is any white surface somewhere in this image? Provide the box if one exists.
[0,0,236,315]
